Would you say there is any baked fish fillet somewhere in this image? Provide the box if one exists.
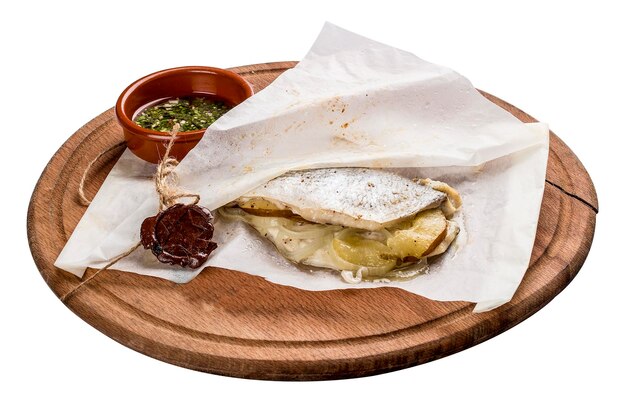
[235,168,447,230]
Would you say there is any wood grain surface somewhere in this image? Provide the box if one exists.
[27,61,598,380]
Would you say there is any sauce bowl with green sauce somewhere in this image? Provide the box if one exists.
[116,66,253,163]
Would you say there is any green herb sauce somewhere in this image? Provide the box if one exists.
[134,96,230,132]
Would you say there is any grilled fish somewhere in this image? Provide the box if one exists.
[235,168,448,230]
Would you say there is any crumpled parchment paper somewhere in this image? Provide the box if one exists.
[55,23,549,312]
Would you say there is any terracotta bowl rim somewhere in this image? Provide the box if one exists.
[115,65,253,142]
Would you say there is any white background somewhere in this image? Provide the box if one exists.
[2,0,624,405]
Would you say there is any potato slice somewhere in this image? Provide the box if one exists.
[387,209,447,259]
[426,220,460,257]
[238,198,294,217]
[332,231,396,271]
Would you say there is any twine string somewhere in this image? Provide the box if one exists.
[64,124,195,302]
[59,242,141,303]
[154,124,200,210]
[77,141,126,205]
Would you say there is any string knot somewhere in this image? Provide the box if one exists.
[155,123,199,210]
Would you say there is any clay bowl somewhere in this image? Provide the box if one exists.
[116,66,253,163]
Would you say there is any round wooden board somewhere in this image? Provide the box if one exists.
[27,62,598,380]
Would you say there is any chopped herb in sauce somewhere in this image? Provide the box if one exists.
[134,96,231,132]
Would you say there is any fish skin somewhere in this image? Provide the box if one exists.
[236,168,446,230]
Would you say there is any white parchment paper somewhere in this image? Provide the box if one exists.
[55,23,549,312]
